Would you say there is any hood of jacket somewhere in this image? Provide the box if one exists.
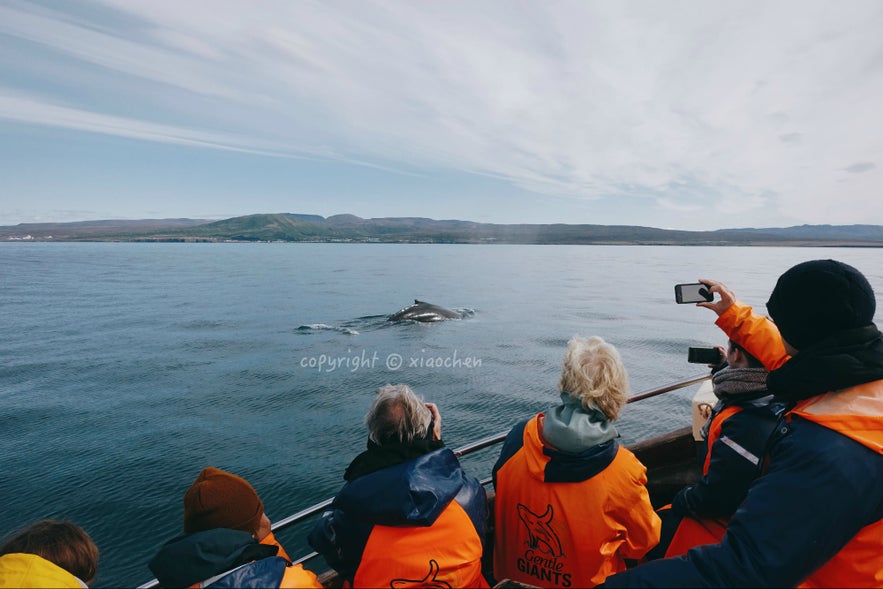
[768,325,883,402]
[542,392,619,453]
[332,447,466,527]
[148,528,277,588]
[0,553,87,589]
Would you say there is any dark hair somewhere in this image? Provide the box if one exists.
[0,520,99,584]
[728,340,764,368]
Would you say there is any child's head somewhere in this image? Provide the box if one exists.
[183,467,269,538]
[1,519,99,585]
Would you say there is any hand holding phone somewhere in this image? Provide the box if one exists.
[675,282,714,304]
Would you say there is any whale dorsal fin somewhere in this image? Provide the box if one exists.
[414,299,425,304]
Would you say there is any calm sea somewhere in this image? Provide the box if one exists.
[1,243,881,587]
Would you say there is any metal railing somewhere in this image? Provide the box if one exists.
[138,373,709,588]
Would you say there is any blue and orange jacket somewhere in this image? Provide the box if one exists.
[788,382,883,588]
[493,415,660,588]
[308,447,489,588]
[673,401,780,522]
[148,527,321,588]
[665,395,782,556]
[603,303,883,588]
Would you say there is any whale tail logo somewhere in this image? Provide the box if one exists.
[517,503,564,557]
[389,559,452,589]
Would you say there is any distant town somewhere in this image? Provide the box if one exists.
[3,213,883,247]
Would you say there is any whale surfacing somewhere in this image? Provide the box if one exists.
[387,300,463,323]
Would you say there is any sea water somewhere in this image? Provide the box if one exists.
[1,242,881,587]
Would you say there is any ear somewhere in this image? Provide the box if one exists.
[729,345,747,367]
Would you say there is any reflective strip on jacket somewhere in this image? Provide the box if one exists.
[602,304,883,588]
[718,303,883,587]
[664,406,742,557]
[667,401,779,556]
[492,415,660,588]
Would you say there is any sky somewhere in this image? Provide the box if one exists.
[1,1,882,230]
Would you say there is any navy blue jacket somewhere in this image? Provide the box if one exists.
[308,447,487,584]
[603,414,883,587]
[148,528,288,588]
[672,402,782,519]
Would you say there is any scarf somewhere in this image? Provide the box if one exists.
[343,438,445,482]
[699,367,771,440]
[542,392,619,454]
[711,366,770,402]
[767,325,883,402]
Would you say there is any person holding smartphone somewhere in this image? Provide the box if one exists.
[648,334,784,559]
[601,260,883,588]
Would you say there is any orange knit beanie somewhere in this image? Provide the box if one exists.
[183,467,264,534]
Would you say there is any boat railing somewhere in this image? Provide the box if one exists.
[137,372,710,588]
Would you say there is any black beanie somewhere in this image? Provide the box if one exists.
[766,259,876,350]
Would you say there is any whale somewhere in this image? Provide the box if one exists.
[387,300,463,322]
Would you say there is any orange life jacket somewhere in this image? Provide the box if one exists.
[790,381,883,589]
[350,499,489,588]
[493,415,660,587]
[664,405,743,557]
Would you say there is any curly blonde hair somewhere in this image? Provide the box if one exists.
[558,335,629,421]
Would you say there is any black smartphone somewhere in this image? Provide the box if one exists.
[688,346,722,364]
[674,282,713,304]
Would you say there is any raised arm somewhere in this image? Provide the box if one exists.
[697,279,790,371]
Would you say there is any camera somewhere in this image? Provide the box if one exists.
[688,346,723,364]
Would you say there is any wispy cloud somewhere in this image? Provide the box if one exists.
[845,162,876,174]
[2,0,882,226]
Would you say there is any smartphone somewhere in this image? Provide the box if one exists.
[674,282,713,304]
[688,346,722,364]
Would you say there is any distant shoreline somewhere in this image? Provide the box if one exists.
[3,213,883,247]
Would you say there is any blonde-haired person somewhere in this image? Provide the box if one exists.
[0,519,98,588]
[492,336,660,588]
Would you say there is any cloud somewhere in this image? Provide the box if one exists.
[2,0,883,226]
[845,162,876,174]
[0,91,312,158]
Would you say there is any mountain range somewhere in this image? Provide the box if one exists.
[3,213,883,246]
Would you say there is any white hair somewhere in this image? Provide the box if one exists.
[365,384,433,445]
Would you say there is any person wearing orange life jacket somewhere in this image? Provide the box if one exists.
[493,336,661,588]
[601,260,883,588]
[648,337,784,559]
[308,384,489,588]
[148,466,321,588]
